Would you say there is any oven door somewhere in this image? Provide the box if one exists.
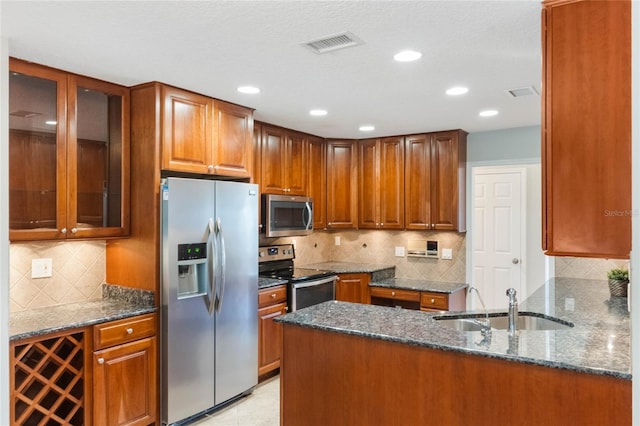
[290,275,336,312]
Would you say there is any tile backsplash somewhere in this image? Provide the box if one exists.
[10,241,105,312]
[554,256,630,281]
[268,230,466,283]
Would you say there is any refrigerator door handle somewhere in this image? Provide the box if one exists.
[206,218,216,316]
[215,217,227,313]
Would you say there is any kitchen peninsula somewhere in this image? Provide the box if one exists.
[278,278,631,425]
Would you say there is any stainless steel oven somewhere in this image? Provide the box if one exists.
[258,244,336,312]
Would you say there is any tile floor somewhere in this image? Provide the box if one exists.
[191,375,280,426]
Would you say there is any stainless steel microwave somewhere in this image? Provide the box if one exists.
[262,194,313,237]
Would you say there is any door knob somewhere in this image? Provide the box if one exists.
[512,258,520,264]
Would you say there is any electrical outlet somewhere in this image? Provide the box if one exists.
[565,297,575,311]
[441,248,453,260]
[335,236,341,246]
[32,258,53,279]
[395,246,405,257]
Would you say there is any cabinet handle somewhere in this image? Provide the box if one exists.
[126,328,133,335]
[271,293,276,298]
[431,298,435,304]
[97,358,104,365]
[381,223,384,227]
[431,224,434,228]
[391,291,396,296]
[71,227,78,234]
[208,165,214,172]
[60,228,67,234]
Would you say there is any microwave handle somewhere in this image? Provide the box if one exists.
[303,202,312,230]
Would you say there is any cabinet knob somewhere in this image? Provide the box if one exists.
[97,358,104,365]
[60,228,67,234]
[208,165,214,172]
[391,291,396,296]
[380,223,384,227]
[432,224,434,228]
[126,328,133,335]
[284,307,289,312]
[271,293,276,299]
[71,227,78,234]
[431,298,435,304]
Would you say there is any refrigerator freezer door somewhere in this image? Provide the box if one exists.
[162,178,217,424]
[214,181,259,405]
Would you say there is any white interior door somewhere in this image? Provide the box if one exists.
[472,168,525,310]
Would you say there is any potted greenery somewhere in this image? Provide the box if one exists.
[607,268,629,297]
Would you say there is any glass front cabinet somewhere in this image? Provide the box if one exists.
[9,58,130,241]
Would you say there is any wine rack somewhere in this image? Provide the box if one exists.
[12,330,86,425]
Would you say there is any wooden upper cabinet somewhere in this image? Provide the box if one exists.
[161,85,254,178]
[307,136,327,230]
[405,130,466,232]
[259,124,307,195]
[542,0,631,258]
[358,137,404,229]
[326,140,358,229]
[161,85,213,174]
[212,100,254,178]
[9,58,130,241]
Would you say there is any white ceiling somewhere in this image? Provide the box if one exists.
[1,1,542,139]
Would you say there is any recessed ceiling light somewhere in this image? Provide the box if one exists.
[45,120,57,125]
[237,86,260,94]
[446,86,469,96]
[309,109,328,116]
[393,50,422,62]
[479,110,499,117]
[359,125,375,132]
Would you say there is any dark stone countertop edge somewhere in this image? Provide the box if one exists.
[259,277,289,290]
[370,278,469,294]
[299,262,396,275]
[277,318,631,380]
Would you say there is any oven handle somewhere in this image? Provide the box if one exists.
[291,275,337,289]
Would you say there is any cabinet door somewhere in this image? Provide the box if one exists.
[335,273,370,304]
[326,140,358,229]
[258,302,287,376]
[9,59,68,241]
[260,125,287,194]
[431,131,466,231]
[307,136,327,229]
[358,139,380,229]
[404,134,431,230]
[212,100,254,178]
[542,0,631,258]
[68,75,130,239]
[161,85,213,174]
[93,336,157,426]
[285,131,307,195]
[379,136,404,229]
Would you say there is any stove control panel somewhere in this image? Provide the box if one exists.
[258,244,295,262]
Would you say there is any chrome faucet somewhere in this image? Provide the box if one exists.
[468,286,491,336]
[506,288,518,335]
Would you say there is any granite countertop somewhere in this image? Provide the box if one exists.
[10,285,156,341]
[370,277,468,294]
[300,262,395,279]
[259,276,288,289]
[277,277,630,379]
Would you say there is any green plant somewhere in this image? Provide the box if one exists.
[607,268,629,281]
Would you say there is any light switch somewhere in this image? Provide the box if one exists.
[395,246,405,257]
[441,248,453,260]
[335,236,341,246]
[32,258,53,278]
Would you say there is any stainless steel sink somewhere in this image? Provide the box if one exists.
[434,313,573,331]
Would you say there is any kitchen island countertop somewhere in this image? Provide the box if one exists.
[277,277,630,379]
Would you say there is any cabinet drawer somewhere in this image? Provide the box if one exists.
[94,313,156,350]
[259,285,287,308]
[370,287,420,302]
[421,292,449,310]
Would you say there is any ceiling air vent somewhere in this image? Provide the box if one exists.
[302,31,363,54]
[505,86,539,98]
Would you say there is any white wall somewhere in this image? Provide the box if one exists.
[468,125,540,162]
[1,35,11,426]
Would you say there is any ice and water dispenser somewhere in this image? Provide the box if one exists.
[177,242,208,298]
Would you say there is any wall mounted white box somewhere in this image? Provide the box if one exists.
[395,247,405,257]
[32,258,53,278]
[441,248,453,260]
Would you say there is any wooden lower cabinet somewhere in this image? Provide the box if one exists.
[258,285,288,377]
[93,313,158,426]
[281,325,631,426]
[335,273,371,304]
[370,287,467,312]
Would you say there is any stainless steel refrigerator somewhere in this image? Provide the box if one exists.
[160,177,258,425]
